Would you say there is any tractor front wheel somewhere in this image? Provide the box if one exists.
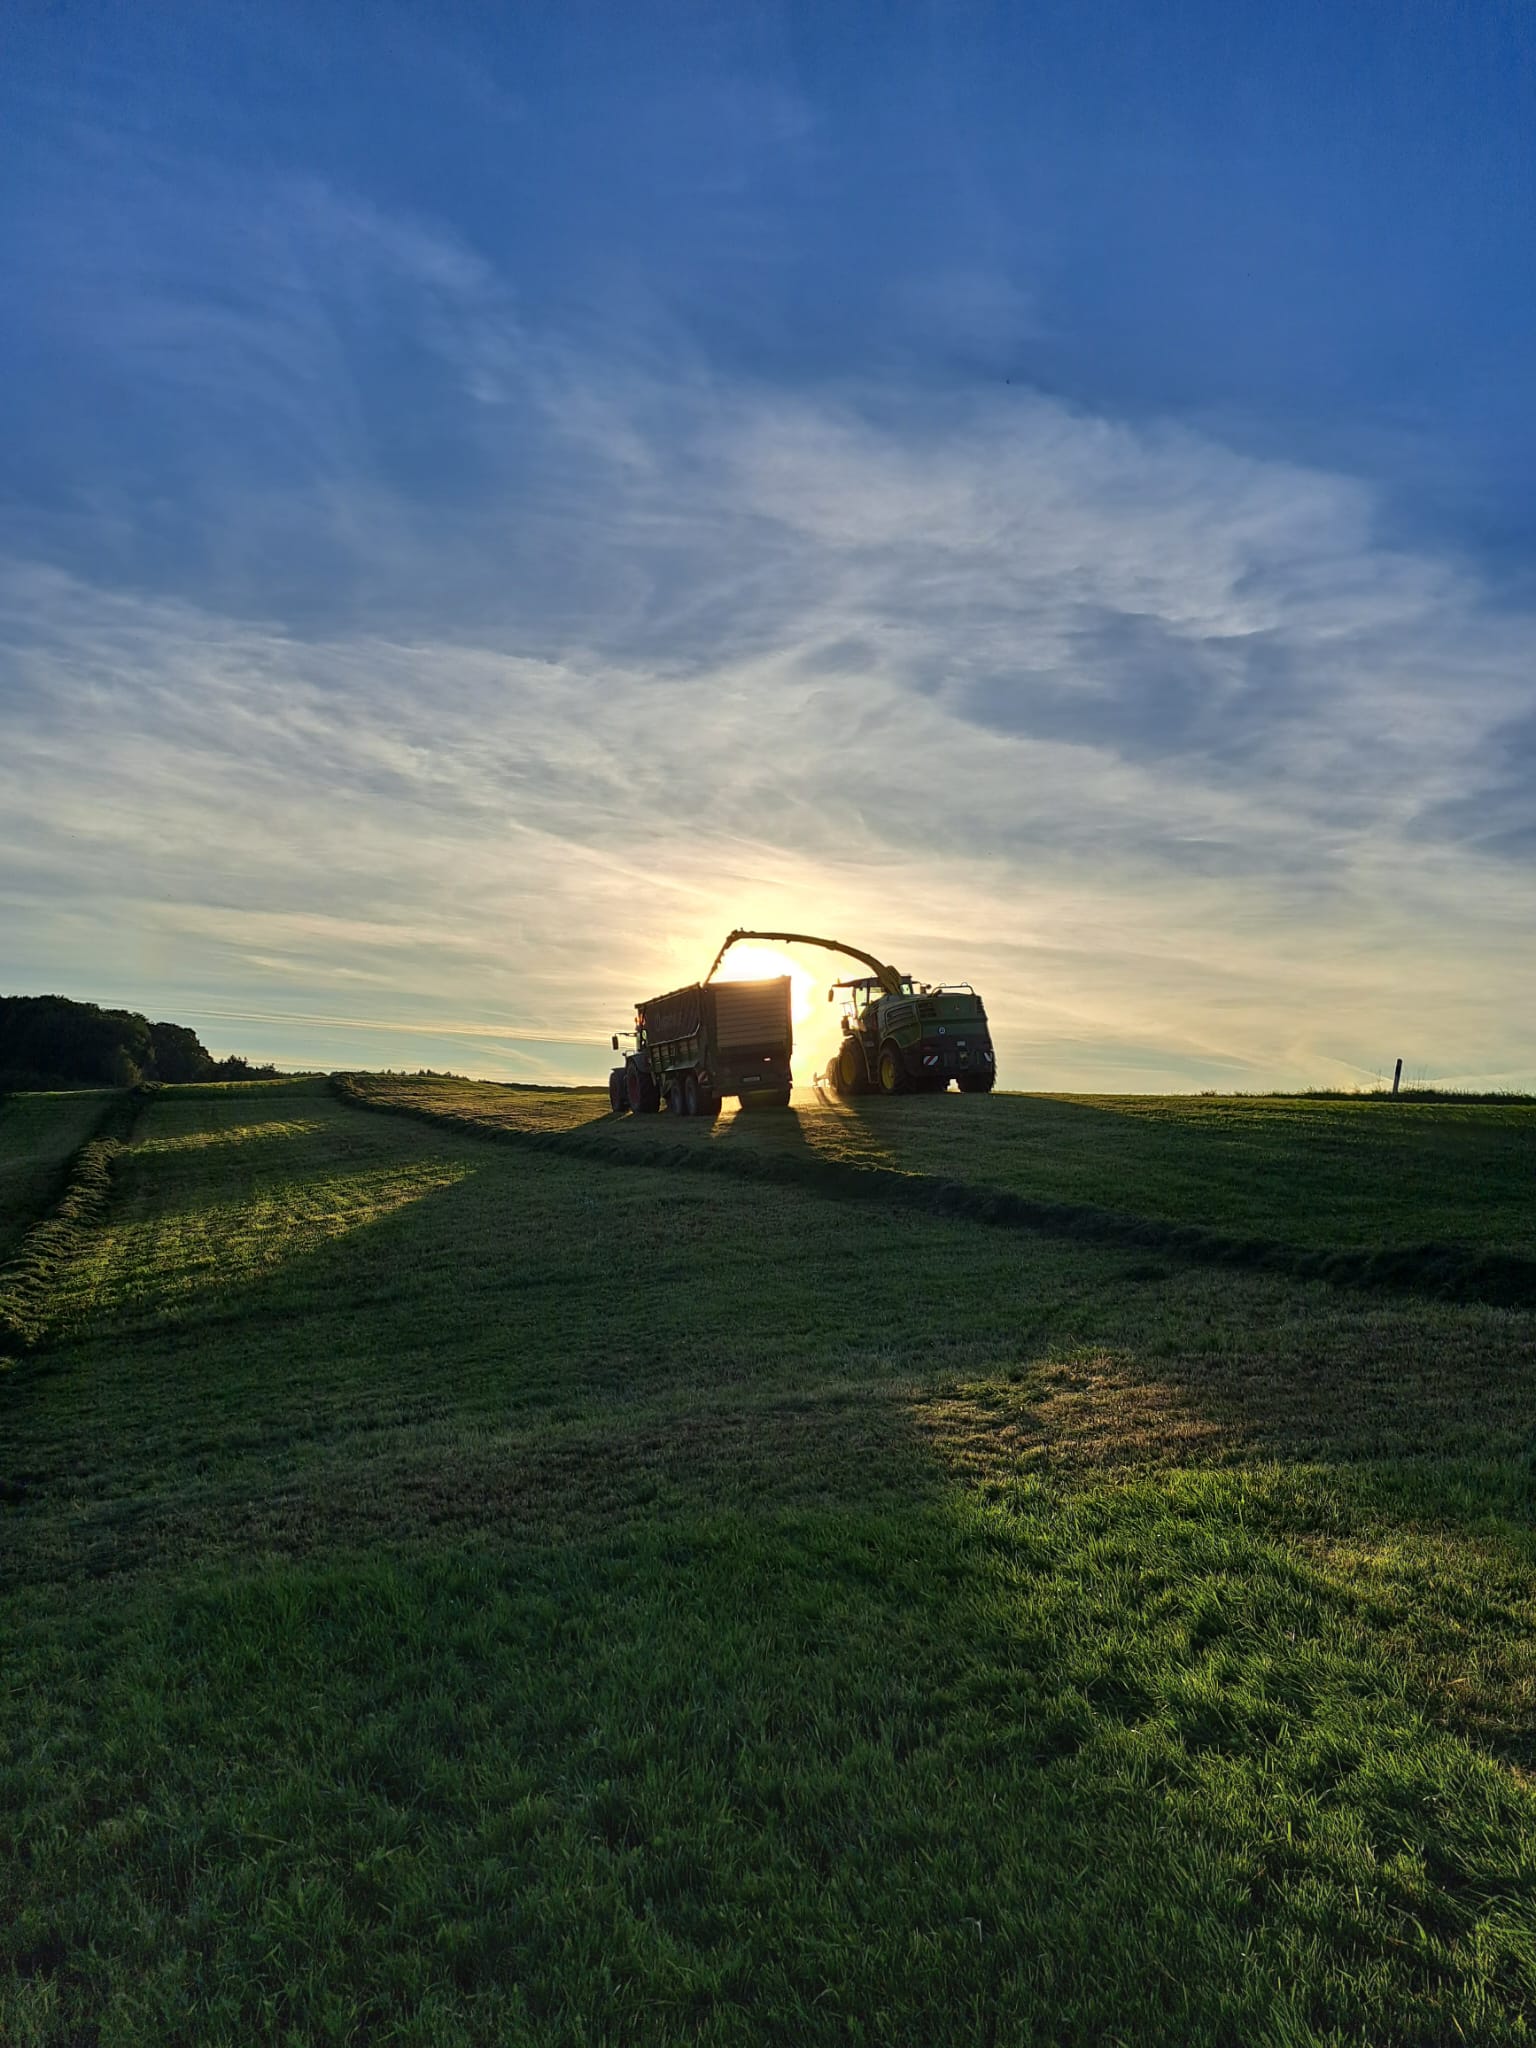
[609,1072,629,1113]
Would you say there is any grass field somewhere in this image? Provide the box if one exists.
[4,1076,1536,2043]
[345,1074,1536,1263]
[0,1090,120,1262]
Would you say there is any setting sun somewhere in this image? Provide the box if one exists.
[711,942,820,1025]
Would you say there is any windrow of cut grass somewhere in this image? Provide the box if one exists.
[0,1086,153,1357]
[336,1074,1536,1309]
[0,1088,125,1263]
[5,1078,1536,2043]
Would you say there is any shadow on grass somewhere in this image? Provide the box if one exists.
[7,1096,1536,2042]
[11,1109,1536,1586]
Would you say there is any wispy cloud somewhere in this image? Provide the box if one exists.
[2,169,1533,1088]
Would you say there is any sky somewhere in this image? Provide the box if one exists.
[2,0,1534,1090]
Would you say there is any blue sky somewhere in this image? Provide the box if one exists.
[2,1,1534,1087]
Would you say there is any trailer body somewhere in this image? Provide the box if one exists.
[610,975,792,1116]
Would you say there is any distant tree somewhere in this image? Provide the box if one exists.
[206,1053,282,1081]
[0,993,274,1089]
[148,1020,213,1083]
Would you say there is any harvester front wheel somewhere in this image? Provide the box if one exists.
[837,1040,867,1095]
[878,1044,909,1095]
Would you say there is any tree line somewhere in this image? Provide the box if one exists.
[0,995,280,1091]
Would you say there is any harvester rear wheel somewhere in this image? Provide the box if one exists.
[878,1044,908,1095]
[957,1068,996,1094]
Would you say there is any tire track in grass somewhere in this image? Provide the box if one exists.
[332,1074,1536,1312]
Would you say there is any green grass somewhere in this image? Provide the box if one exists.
[345,1075,1536,1258]
[0,1089,121,1262]
[5,1078,1536,2043]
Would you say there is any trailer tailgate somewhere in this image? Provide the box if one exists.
[713,976,792,1049]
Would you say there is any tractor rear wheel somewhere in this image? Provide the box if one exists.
[626,1065,659,1113]
[878,1043,908,1095]
[957,1068,996,1094]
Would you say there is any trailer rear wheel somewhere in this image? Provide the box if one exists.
[683,1073,703,1118]
[739,1087,792,1111]
[667,1081,687,1116]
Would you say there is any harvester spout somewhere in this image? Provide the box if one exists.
[704,928,905,999]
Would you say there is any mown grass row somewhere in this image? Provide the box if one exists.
[333,1075,1536,1310]
[0,1088,127,1263]
[0,1087,154,1357]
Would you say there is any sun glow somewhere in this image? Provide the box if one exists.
[712,943,818,1024]
[711,940,851,1080]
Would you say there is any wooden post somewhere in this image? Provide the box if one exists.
[1392,1057,1403,1096]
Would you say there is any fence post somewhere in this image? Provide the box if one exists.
[1392,1057,1403,1096]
